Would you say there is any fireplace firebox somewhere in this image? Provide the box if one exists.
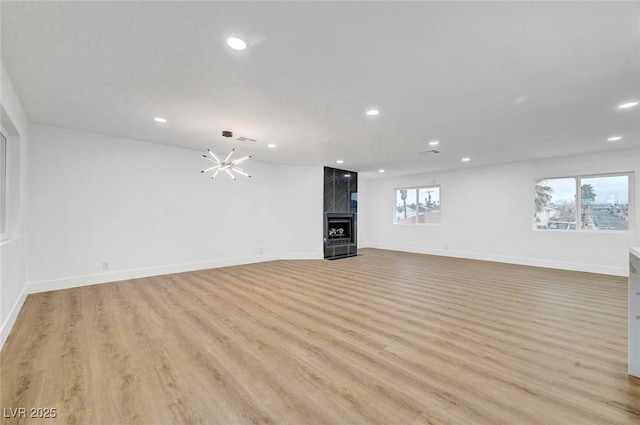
[324,213,356,247]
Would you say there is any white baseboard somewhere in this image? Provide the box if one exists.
[25,252,323,295]
[0,284,28,349]
[27,255,267,294]
[364,243,628,276]
[278,252,324,261]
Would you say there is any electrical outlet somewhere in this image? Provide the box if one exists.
[444,244,449,250]
[259,248,264,254]
[101,262,109,271]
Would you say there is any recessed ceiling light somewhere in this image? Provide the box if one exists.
[226,37,247,51]
[154,117,167,123]
[378,169,385,173]
[617,101,639,110]
[428,140,440,146]
[267,144,277,148]
[336,159,344,164]
[512,96,528,105]
[607,136,623,142]
[366,109,379,116]
[461,157,471,162]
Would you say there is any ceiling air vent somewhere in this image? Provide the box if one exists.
[419,149,440,155]
[236,136,257,143]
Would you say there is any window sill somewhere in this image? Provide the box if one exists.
[0,234,20,247]
[532,228,631,234]
[393,222,441,226]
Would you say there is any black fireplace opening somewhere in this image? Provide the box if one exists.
[325,213,355,247]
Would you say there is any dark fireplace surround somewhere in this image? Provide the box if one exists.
[323,167,357,259]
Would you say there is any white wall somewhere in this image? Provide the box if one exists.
[26,125,322,292]
[357,177,368,246]
[277,165,324,257]
[361,148,640,276]
[0,66,30,347]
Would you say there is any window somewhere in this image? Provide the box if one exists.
[534,177,577,230]
[533,173,632,231]
[0,131,6,235]
[0,115,21,244]
[395,186,440,224]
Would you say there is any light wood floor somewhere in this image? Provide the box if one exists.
[2,249,639,424]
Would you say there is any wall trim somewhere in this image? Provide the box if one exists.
[364,243,628,277]
[0,284,28,349]
[279,252,324,261]
[25,252,324,295]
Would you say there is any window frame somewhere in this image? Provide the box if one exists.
[0,122,21,245]
[532,171,634,233]
[393,185,441,225]
[0,128,7,236]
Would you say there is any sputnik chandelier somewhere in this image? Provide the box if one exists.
[201,131,252,181]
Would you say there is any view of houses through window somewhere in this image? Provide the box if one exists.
[395,186,440,224]
[534,174,630,231]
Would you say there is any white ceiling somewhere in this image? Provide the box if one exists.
[2,1,639,177]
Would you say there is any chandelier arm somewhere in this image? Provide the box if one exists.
[201,165,221,173]
[231,155,251,165]
[206,149,221,163]
[225,169,237,181]
[222,148,235,164]
[232,167,250,178]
